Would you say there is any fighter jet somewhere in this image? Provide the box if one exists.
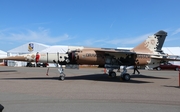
[3,30,180,81]
[64,30,168,80]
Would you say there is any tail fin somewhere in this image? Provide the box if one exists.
[131,30,167,54]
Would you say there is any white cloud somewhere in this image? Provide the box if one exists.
[0,27,158,49]
[82,39,106,46]
[84,39,94,46]
[110,20,115,28]
[105,33,152,46]
[75,32,153,48]
[73,38,108,48]
[166,37,179,42]
[0,28,73,44]
[171,28,180,35]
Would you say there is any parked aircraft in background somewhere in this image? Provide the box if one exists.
[3,30,180,81]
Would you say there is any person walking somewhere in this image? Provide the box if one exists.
[0,104,4,112]
[133,65,140,74]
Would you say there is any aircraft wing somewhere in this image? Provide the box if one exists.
[95,49,163,55]
[95,49,180,67]
[94,49,137,67]
[94,49,136,54]
[95,49,180,61]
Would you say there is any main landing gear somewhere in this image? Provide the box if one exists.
[53,59,66,81]
[107,66,131,81]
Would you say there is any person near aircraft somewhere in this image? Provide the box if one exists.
[133,65,140,74]
[0,104,4,112]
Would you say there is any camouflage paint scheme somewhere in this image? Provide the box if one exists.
[68,30,168,68]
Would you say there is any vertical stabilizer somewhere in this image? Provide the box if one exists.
[131,30,167,54]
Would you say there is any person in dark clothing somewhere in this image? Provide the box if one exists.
[133,65,140,74]
[0,104,4,112]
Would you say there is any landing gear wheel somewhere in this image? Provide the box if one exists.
[59,74,65,81]
[122,73,130,81]
[58,66,65,81]
[110,72,116,78]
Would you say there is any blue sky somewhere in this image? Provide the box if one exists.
[0,0,180,51]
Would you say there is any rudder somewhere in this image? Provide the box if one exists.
[131,30,167,54]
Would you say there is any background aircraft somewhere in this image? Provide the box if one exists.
[3,30,180,81]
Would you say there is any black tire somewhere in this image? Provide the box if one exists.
[32,64,35,67]
[110,72,116,78]
[59,76,65,81]
[122,73,131,81]
[42,63,47,67]
[29,63,32,67]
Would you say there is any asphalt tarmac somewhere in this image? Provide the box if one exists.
[0,66,180,112]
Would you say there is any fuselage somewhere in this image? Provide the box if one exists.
[3,48,161,69]
[68,48,153,66]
